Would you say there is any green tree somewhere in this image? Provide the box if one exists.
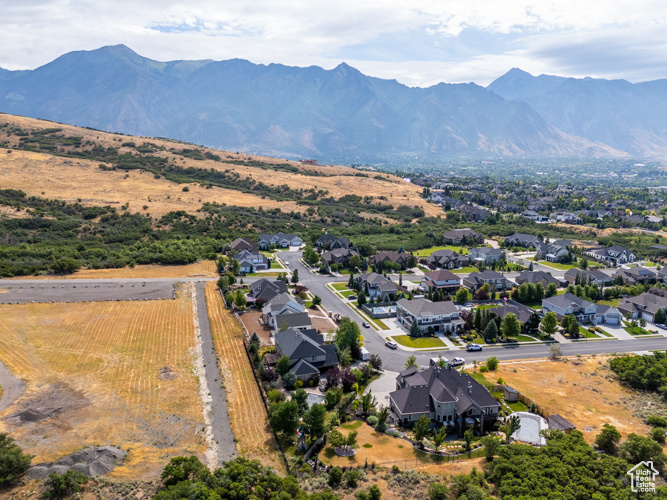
[432,426,447,452]
[651,427,666,444]
[500,313,521,339]
[346,430,359,452]
[0,433,32,486]
[428,482,449,500]
[655,308,666,325]
[486,356,499,371]
[375,407,389,432]
[541,311,558,335]
[303,245,320,266]
[291,268,300,283]
[43,471,89,499]
[349,255,363,269]
[413,415,431,445]
[282,370,297,390]
[463,428,474,452]
[325,389,342,410]
[292,388,309,415]
[276,355,292,376]
[161,455,210,486]
[481,435,501,461]
[268,400,299,436]
[405,354,417,369]
[233,288,247,309]
[335,317,363,352]
[328,466,343,487]
[546,283,558,298]
[500,415,521,443]
[312,295,322,307]
[231,258,241,275]
[595,423,621,455]
[303,404,327,441]
[619,433,667,470]
[357,290,367,306]
[455,288,470,303]
[409,319,420,337]
[483,319,498,341]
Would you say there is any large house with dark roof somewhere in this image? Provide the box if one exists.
[258,232,303,250]
[515,270,567,288]
[564,268,614,286]
[618,292,667,323]
[585,245,635,266]
[261,293,311,331]
[321,248,359,267]
[442,229,483,245]
[274,328,339,381]
[389,366,500,434]
[463,270,511,291]
[231,237,258,253]
[541,293,597,322]
[504,233,542,248]
[370,251,411,270]
[613,266,658,285]
[423,250,469,270]
[356,272,397,301]
[315,233,350,250]
[235,250,269,273]
[248,278,288,304]
[421,270,462,292]
[396,298,463,334]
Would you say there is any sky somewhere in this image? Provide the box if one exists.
[2,1,667,87]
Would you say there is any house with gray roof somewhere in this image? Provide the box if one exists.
[564,268,614,286]
[231,237,258,253]
[389,366,500,434]
[515,271,567,288]
[442,228,483,245]
[421,270,462,292]
[258,232,303,250]
[235,250,269,273]
[321,248,359,267]
[396,298,463,335]
[585,245,635,266]
[613,266,658,285]
[504,233,542,248]
[541,293,597,322]
[463,270,511,291]
[618,292,667,323]
[370,251,411,270]
[261,293,310,330]
[423,249,470,270]
[248,278,288,304]
[468,247,504,265]
[356,272,398,301]
[274,328,339,381]
[315,233,350,250]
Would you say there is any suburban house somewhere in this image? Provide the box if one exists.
[356,272,398,301]
[262,293,311,331]
[521,210,549,223]
[463,270,511,291]
[456,204,489,222]
[493,302,536,328]
[442,229,483,245]
[231,237,258,252]
[613,266,657,285]
[618,292,667,323]
[315,233,350,250]
[537,243,569,263]
[423,250,470,270]
[421,270,462,292]
[585,245,636,266]
[396,298,463,334]
[594,305,623,325]
[258,232,303,250]
[515,270,567,288]
[248,278,288,304]
[321,248,359,267]
[389,366,500,434]
[370,251,412,269]
[564,268,614,286]
[235,250,269,273]
[468,247,504,265]
[551,211,582,224]
[541,293,597,322]
[504,233,542,248]
[274,328,339,381]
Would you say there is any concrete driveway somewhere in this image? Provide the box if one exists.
[366,370,399,408]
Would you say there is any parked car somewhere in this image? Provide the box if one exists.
[385,340,398,349]
[450,357,465,366]
[466,344,483,352]
[362,321,370,328]
[348,294,357,301]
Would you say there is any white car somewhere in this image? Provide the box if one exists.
[450,357,465,366]
[385,340,398,349]
[466,344,483,352]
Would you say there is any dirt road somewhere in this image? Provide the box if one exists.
[0,360,25,413]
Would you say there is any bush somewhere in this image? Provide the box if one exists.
[652,427,666,444]
[480,365,489,373]
[0,433,32,486]
[328,466,343,487]
[486,356,498,371]
[647,415,667,428]
[345,470,360,488]
[367,416,378,427]
[429,482,449,500]
[283,371,297,390]
[43,470,89,499]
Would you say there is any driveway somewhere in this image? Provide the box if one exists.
[366,370,399,408]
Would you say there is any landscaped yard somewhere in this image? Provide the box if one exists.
[332,283,349,291]
[539,261,578,271]
[415,245,469,257]
[506,400,528,412]
[270,260,285,269]
[623,323,654,336]
[596,298,620,307]
[452,266,480,274]
[392,335,446,348]
[341,290,356,298]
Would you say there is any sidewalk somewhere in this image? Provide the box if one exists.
[553,332,571,343]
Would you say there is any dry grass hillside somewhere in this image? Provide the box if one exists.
[0,114,436,218]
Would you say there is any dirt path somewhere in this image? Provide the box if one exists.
[194,282,236,465]
[0,360,25,414]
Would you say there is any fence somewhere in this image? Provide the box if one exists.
[490,383,551,420]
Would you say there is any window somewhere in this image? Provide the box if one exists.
[312,356,318,361]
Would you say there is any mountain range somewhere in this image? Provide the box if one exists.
[0,45,663,161]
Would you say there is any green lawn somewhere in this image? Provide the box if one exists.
[332,283,349,291]
[270,261,285,269]
[539,261,578,271]
[476,304,499,311]
[392,335,445,348]
[516,334,540,342]
[452,266,480,274]
[644,261,658,267]
[507,400,528,412]
[623,323,653,336]
[578,326,601,339]
[341,290,356,298]
[596,299,620,307]
[415,245,469,257]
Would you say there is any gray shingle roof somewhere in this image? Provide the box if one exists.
[542,292,593,310]
[397,298,458,317]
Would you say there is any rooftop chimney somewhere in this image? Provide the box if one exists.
[468,381,472,395]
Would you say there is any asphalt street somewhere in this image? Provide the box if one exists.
[279,250,667,372]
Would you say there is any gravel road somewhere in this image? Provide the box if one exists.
[0,360,25,414]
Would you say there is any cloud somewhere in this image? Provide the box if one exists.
[0,0,666,86]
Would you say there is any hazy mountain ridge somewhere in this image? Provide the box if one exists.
[488,68,667,157]
[0,45,625,161]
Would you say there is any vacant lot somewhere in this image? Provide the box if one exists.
[205,283,283,472]
[0,290,206,478]
[480,357,653,443]
[4,261,217,280]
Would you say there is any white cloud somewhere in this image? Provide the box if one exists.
[0,1,666,86]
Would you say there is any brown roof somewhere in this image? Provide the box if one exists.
[425,269,460,281]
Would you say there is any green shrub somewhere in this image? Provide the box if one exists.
[367,416,379,427]
[0,433,32,486]
[480,365,489,373]
[647,415,667,428]
[43,470,89,499]
[651,427,666,444]
[328,466,343,487]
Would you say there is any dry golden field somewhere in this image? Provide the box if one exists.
[481,357,653,443]
[6,260,218,280]
[0,114,436,218]
[0,289,207,478]
[205,282,283,472]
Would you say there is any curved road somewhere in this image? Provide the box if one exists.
[280,250,667,372]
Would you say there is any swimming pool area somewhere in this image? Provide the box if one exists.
[306,393,325,407]
[368,305,396,315]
